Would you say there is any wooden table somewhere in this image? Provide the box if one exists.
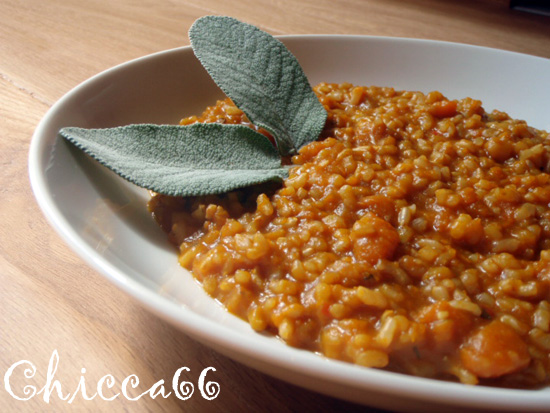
[1,0,549,411]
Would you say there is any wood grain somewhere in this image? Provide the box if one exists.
[1,0,548,411]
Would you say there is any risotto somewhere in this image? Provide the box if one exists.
[149,82,550,387]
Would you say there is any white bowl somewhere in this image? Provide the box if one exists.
[29,35,550,412]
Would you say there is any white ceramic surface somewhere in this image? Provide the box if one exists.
[29,36,550,412]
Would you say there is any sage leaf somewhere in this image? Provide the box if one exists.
[60,124,290,197]
[189,16,327,156]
